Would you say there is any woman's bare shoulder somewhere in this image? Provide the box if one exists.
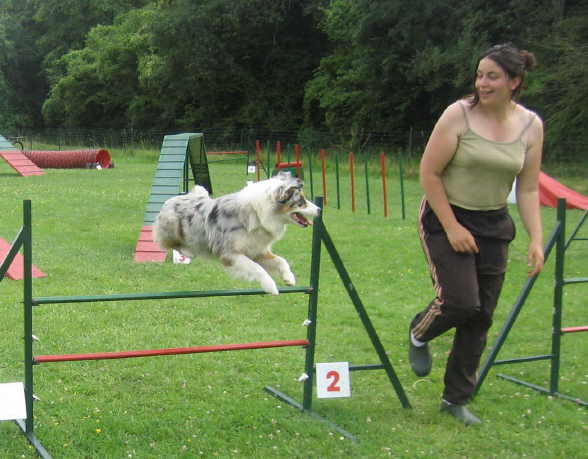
[436,100,470,135]
[515,103,544,125]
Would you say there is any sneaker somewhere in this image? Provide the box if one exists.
[440,401,482,426]
[408,331,432,377]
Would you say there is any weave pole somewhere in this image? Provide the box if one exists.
[335,152,341,209]
[255,140,262,181]
[364,152,371,214]
[320,149,327,206]
[275,140,282,164]
[349,152,356,212]
[380,153,389,218]
[294,144,302,178]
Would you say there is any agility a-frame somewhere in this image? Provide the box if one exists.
[4,198,409,458]
[134,133,212,262]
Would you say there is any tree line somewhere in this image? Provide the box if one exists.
[0,0,585,159]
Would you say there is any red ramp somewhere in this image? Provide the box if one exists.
[134,226,167,262]
[0,238,47,280]
[0,150,44,176]
[539,172,588,210]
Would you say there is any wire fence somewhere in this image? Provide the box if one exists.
[7,127,430,159]
[6,126,584,163]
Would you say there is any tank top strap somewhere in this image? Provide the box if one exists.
[517,111,537,141]
[458,101,471,129]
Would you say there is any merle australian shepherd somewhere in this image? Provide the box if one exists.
[153,172,320,294]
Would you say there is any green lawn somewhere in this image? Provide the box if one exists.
[0,150,586,458]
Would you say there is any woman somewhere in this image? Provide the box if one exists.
[408,43,544,425]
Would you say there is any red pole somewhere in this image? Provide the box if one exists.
[255,140,262,181]
[34,339,310,363]
[380,152,389,218]
[349,152,356,212]
[320,149,328,205]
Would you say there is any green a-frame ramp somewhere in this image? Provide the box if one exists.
[134,133,212,262]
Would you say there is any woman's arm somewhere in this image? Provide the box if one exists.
[516,114,544,276]
[420,102,479,253]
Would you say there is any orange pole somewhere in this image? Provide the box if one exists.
[380,152,389,218]
[349,152,356,212]
[320,149,328,205]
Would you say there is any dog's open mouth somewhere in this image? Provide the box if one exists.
[291,212,313,227]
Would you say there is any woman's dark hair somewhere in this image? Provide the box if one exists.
[470,43,537,106]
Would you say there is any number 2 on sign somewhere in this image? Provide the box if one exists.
[316,362,350,398]
[326,370,341,392]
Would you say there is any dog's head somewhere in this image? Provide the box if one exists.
[272,172,320,227]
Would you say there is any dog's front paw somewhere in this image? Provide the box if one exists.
[261,278,280,295]
[282,271,296,286]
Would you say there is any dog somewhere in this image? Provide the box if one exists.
[153,172,320,295]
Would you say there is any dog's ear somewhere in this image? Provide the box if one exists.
[277,184,302,204]
[238,203,261,231]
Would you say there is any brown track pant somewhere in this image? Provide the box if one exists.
[411,200,512,405]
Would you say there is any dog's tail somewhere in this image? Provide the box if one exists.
[190,185,210,199]
[153,205,185,252]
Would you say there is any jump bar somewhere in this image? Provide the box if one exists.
[34,339,309,363]
[32,286,313,305]
[561,326,588,334]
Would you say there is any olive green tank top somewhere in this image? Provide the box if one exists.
[442,102,536,210]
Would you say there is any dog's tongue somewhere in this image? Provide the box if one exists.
[293,212,312,227]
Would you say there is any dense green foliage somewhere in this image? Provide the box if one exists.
[0,0,586,158]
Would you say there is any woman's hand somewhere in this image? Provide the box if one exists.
[527,241,544,277]
[446,223,479,254]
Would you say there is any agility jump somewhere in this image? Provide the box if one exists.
[3,199,410,459]
[474,199,587,407]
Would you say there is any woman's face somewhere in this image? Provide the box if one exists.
[475,57,521,106]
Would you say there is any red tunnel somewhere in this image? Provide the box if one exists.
[23,149,112,169]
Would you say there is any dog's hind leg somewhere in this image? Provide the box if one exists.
[256,253,296,287]
[221,254,279,295]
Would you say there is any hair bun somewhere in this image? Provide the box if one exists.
[520,50,537,71]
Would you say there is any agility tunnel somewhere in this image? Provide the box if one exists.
[22,149,112,169]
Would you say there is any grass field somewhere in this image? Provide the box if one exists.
[0,147,586,458]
